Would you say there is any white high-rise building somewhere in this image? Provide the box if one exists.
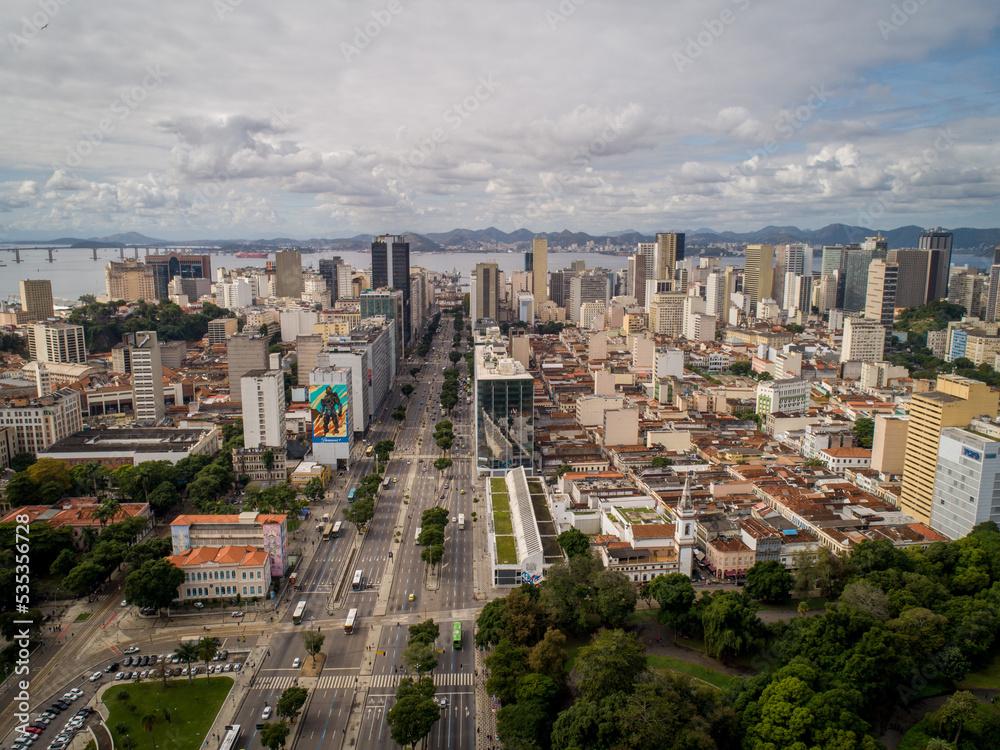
[217,279,253,310]
[241,369,286,449]
[930,424,1000,540]
[841,317,886,364]
[128,331,165,424]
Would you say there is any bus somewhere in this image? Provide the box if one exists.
[458,514,465,530]
[322,513,330,524]
[289,572,298,589]
[383,477,391,489]
[365,445,373,457]
[292,601,306,624]
[321,522,334,540]
[347,488,357,503]
[453,622,462,649]
[219,725,241,750]
[414,526,422,543]
[344,608,357,634]
[352,569,363,591]
[331,520,342,538]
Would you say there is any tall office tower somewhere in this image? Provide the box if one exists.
[862,235,889,252]
[319,257,344,302]
[28,322,87,364]
[987,265,1000,322]
[19,279,54,321]
[637,241,656,280]
[473,262,500,321]
[531,238,548,305]
[840,317,886,363]
[371,234,411,344]
[227,333,269,403]
[783,273,813,315]
[723,267,738,322]
[241,369,286,449]
[865,260,898,340]
[626,256,637,299]
[886,249,932,308]
[548,270,568,308]
[474,342,534,473]
[274,250,303,299]
[930,426,1000,540]
[743,245,775,315]
[568,271,611,324]
[919,228,954,299]
[821,245,847,276]
[773,244,806,306]
[632,249,648,307]
[524,252,533,273]
[105,259,158,301]
[655,232,684,280]
[815,272,839,315]
[144,253,211,300]
[842,248,884,311]
[947,267,985,318]
[570,259,586,274]
[127,331,164,424]
[706,271,727,318]
[360,289,404,374]
[900,374,999,524]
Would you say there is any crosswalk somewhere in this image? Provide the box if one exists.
[250,672,475,691]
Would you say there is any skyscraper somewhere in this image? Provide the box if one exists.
[900,375,998,524]
[144,252,211,300]
[887,248,932,308]
[19,279,54,321]
[227,333,269,403]
[275,250,303,299]
[842,248,884,312]
[532,238,548,306]
[773,244,805,306]
[127,330,165,424]
[655,232,685,281]
[319,256,344,302]
[28,322,87,364]
[241,369,286,449]
[865,259,898,341]
[986,265,1000,322]
[473,262,500,321]
[919,228,953,299]
[743,245,774,315]
[371,234,411,343]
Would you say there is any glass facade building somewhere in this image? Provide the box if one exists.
[474,345,534,475]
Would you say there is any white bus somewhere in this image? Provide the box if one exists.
[458,514,465,530]
[352,569,364,590]
[415,526,422,543]
[292,601,306,624]
[219,725,241,750]
[344,608,358,634]
[383,477,391,489]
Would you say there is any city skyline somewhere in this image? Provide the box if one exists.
[0,1,998,239]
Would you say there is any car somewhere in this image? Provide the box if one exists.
[223,663,234,672]
[148,655,157,665]
[140,656,149,666]
[292,658,301,668]
[220,649,229,660]
[23,729,41,736]
[104,663,119,673]
[139,607,157,616]
[210,665,218,674]
[261,706,272,721]
[123,656,133,667]
[47,743,67,750]
[41,712,56,721]
[233,663,242,672]
[19,736,36,746]
[193,602,204,609]
[69,688,83,697]
[433,696,449,707]
[123,646,140,654]
[139,670,148,679]
[45,706,62,714]
[181,667,189,676]
[231,611,244,618]
[79,708,94,717]
[408,593,415,602]
[88,672,102,682]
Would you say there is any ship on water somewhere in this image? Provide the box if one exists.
[235,252,268,258]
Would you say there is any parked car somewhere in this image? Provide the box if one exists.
[88,672,102,682]
[231,611,244,618]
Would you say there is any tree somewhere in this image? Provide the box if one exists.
[197,636,218,681]
[792,548,853,599]
[61,560,106,594]
[643,573,697,634]
[146,481,180,515]
[259,722,290,750]
[575,629,648,700]
[700,591,762,661]
[401,383,415,397]
[650,456,673,467]
[276,687,308,723]
[302,477,325,505]
[485,639,529,704]
[409,367,420,378]
[408,619,440,646]
[797,601,810,617]
[124,559,185,613]
[386,695,439,750]
[933,690,980,745]
[853,417,875,449]
[497,699,552,750]
[140,712,159,750]
[392,405,407,422]
[343,496,375,532]
[49,548,78,576]
[499,586,550,647]
[402,640,438,677]
[475,598,506,648]
[449,350,462,364]
[302,630,325,663]
[173,643,199,684]
[556,528,590,558]
[433,457,453,472]
[420,544,444,567]
[592,569,638,628]
[10,452,36,473]
[744,560,793,603]
[731,360,752,376]
[527,627,568,681]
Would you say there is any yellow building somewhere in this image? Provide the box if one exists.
[744,245,775,315]
[899,374,999,523]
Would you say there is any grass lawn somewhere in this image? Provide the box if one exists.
[75,613,92,622]
[493,511,513,535]
[103,677,233,750]
[491,493,510,511]
[287,518,301,532]
[958,653,1000,689]
[495,536,517,564]
[563,635,592,673]
[647,655,739,690]
[490,478,506,493]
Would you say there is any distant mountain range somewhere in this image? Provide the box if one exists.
[10,224,1000,254]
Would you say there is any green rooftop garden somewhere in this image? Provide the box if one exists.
[493,510,513,535]
[492,493,510,512]
[491,477,507,493]
[495,536,517,564]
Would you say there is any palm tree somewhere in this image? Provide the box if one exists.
[93,499,122,529]
[140,712,159,750]
[197,636,219,682]
[924,740,956,750]
[80,527,98,552]
[173,643,200,684]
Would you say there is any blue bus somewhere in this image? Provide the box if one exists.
[347,488,356,503]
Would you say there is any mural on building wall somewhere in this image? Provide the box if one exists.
[310,384,350,443]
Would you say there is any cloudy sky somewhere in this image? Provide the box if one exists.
[1,0,998,240]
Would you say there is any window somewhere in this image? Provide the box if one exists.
[242,587,247,595]
[242,572,246,580]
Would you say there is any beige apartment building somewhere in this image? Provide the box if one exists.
[105,259,158,301]
[900,375,999,523]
